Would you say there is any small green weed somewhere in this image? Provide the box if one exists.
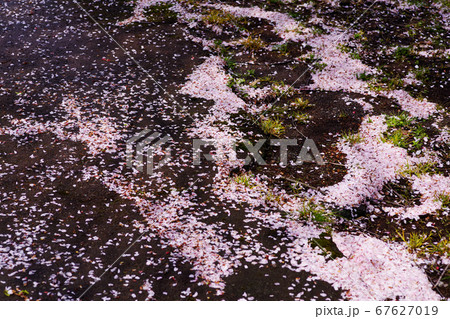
[261,118,285,137]
[400,162,437,177]
[293,112,310,124]
[386,112,412,128]
[354,30,366,41]
[270,82,294,98]
[202,9,244,27]
[272,43,289,55]
[394,46,412,60]
[342,132,363,145]
[436,193,450,209]
[397,230,432,253]
[290,97,312,110]
[297,201,335,224]
[234,173,255,188]
[314,62,327,71]
[144,4,178,23]
[356,71,374,81]
[241,35,266,52]
[265,190,283,204]
[223,56,236,70]
[382,114,428,153]
[413,67,431,83]
[382,130,410,148]
[227,76,245,88]
[4,288,29,300]
[428,238,450,257]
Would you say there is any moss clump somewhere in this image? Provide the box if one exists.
[143,4,178,23]
[202,9,245,27]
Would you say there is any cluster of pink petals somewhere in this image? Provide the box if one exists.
[317,116,409,207]
[2,98,122,156]
[315,114,444,219]
[288,233,440,300]
[2,0,447,300]
[142,280,155,300]
[83,166,238,294]
[187,35,216,51]
[118,0,171,25]
[60,98,123,155]
[2,118,48,136]
[306,30,375,94]
[118,0,198,26]
[306,30,437,118]
[435,129,450,144]
[212,4,312,42]
[180,56,247,177]
[180,56,246,116]
[385,174,450,219]
[216,177,440,300]
[117,0,199,27]
[239,85,273,104]
[382,90,436,119]
[403,71,422,86]
[0,226,37,272]
[376,0,421,11]
[417,49,450,58]
[344,96,373,112]
[174,3,447,299]
[433,3,450,31]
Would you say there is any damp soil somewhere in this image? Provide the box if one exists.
[1,0,449,301]
[0,0,346,301]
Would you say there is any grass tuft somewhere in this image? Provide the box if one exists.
[293,112,310,124]
[202,9,244,27]
[342,131,363,145]
[241,35,266,52]
[296,201,335,224]
[397,230,432,253]
[400,162,437,177]
[290,97,312,110]
[382,114,428,153]
[260,118,285,137]
[385,112,412,128]
[234,173,255,188]
[144,4,178,23]
[393,46,412,61]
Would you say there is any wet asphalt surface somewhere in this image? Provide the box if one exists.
[0,0,344,300]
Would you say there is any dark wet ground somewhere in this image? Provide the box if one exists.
[1,0,449,301]
[0,0,346,300]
